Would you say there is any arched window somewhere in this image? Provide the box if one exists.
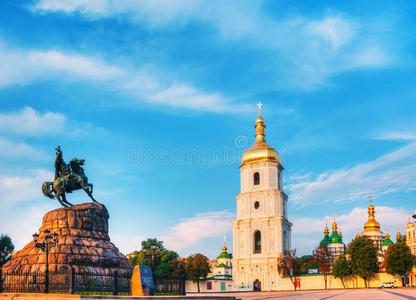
[254,172,260,185]
[254,230,261,253]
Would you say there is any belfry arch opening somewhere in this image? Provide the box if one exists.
[254,230,261,253]
[253,172,260,185]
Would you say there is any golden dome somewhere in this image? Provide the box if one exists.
[241,105,281,166]
[363,195,381,233]
[324,223,329,237]
[396,225,402,241]
[332,214,338,232]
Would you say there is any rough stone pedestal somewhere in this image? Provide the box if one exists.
[1,202,132,292]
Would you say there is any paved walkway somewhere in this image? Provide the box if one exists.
[200,288,416,299]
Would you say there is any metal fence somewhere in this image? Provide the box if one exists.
[155,277,185,295]
[0,268,131,295]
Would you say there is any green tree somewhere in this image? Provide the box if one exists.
[155,250,179,279]
[312,246,332,289]
[299,255,313,274]
[185,253,210,293]
[0,234,14,267]
[385,242,415,285]
[332,255,352,288]
[348,236,378,288]
[141,238,165,252]
[277,249,301,291]
[128,238,182,279]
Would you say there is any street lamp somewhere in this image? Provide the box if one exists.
[33,229,58,293]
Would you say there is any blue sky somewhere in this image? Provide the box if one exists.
[1,0,416,258]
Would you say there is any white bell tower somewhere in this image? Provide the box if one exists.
[232,103,292,291]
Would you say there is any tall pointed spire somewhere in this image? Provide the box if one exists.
[356,226,360,238]
[363,194,381,233]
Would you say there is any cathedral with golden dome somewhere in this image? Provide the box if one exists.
[232,103,292,291]
[319,195,399,270]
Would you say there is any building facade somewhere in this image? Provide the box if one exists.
[326,217,346,260]
[232,106,292,291]
[405,215,416,286]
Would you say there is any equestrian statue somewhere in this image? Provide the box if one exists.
[42,146,97,207]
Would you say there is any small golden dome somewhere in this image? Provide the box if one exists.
[363,195,381,233]
[241,106,281,166]
[396,225,402,241]
[332,214,338,232]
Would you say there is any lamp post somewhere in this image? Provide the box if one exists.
[33,229,58,293]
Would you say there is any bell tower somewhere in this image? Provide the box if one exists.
[232,103,292,291]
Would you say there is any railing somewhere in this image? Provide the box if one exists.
[155,277,185,295]
[0,268,131,295]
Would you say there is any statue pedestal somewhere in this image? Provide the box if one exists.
[2,203,132,292]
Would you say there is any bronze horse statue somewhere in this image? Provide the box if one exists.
[42,146,97,207]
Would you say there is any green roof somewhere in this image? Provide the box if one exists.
[218,252,232,259]
[320,236,331,247]
[383,238,394,246]
[215,263,231,269]
[330,231,343,244]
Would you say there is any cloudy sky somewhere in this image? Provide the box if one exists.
[1,0,416,258]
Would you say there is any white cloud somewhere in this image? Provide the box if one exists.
[159,211,234,252]
[0,137,47,160]
[0,44,122,87]
[29,1,394,89]
[0,42,240,113]
[372,128,416,142]
[0,106,65,135]
[0,169,54,206]
[292,206,408,254]
[287,142,416,207]
[308,16,356,49]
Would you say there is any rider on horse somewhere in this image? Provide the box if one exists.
[42,147,96,207]
[55,146,90,193]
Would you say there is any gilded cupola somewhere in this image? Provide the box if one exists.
[363,195,381,233]
[241,102,281,166]
[396,225,402,242]
[320,219,331,247]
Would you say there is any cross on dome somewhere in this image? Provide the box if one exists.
[257,101,263,115]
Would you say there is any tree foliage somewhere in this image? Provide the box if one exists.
[385,242,415,278]
[128,238,184,279]
[332,255,352,288]
[348,236,378,287]
[0,234,14,267]
[299,255,313,274]
[185,253,210,293]
[312,246,332,289]
[277,249,301,290]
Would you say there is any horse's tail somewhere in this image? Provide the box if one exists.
[42,182,54,199]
